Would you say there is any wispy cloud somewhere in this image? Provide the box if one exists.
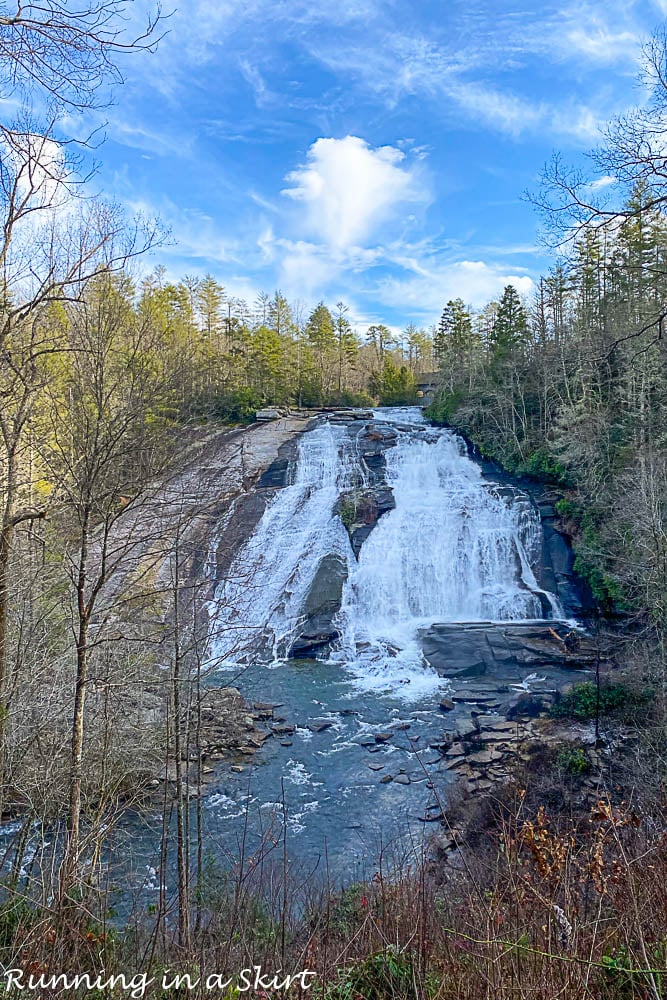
[377,260,535,316]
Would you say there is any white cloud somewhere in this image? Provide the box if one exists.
[587,175,617,191]
[282,135,426,252]
[5,133,68,210]
[377,260,534,317]
[239,59,275,108]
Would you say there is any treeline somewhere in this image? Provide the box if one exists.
[130,270,435,418]
[427,176,667,629]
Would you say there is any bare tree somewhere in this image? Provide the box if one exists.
[0,1,162,112]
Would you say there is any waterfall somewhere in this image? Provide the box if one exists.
[211,421,353,662]
[333,413,561,694]
[210,408,561,693]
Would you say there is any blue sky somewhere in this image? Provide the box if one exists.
[93,0,667,331]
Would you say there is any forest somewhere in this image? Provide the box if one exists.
[0,2,666,999]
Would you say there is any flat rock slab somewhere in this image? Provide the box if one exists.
[467,749,505,765]
[307,720,335,733]
[421,622,596,681]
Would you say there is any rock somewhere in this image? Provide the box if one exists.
[439,698,455,712]
[280,741,293,747]
[374,732,393,743]
[418,812,444,823]
[289,553,347,657]
[467,749,504,766]
[338,486,397,557]
[445,743,465,757]
[230,765,244,773]
[394,773,411,785]
[272,724,296,736]
[307,720,334,733]
[368,763,384,771]
[255,408,282,421]
[257,459,290,489]
[507,692,548,720]
[380,774,393,784]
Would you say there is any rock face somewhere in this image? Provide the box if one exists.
[355,420,398,484]
[338,486,396,557]
[289,553,348,658]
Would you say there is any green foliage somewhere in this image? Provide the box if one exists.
[323,947,433,1000]
[555,745,591,775]
[338,494,359,530]
[599,941,667,1000]
[0,896,35,950]
[521,448,572,486]
[213,388,264,423]
[425,389,464,425]
[325,883,370,936]
[370,359,417,405]
[325,390,375,408]
[550,682,650,722]
[555,498,582,523]
[489,284,529,364]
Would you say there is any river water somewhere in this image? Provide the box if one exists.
[163,406,567,885]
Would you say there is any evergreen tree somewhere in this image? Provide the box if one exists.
[490,285,529,361]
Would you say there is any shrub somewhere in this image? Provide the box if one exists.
[550,681,650,722]
[324,947,433,1000]
[521,448,572,486]
[556,745,591,775]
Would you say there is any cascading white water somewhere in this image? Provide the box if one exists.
[212,421,354,662]
[211,408,562,696]
[333,413,561,694]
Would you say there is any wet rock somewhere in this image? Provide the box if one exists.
[368,762,384,771]
[257,459,290,489]
[338,486,396,557]
[280,741,293,747]
[230,765,244,773]
[308,719,334,733]
[380,774,393,784]
[439,697,455,712]
[253,703,275,718]
[360,451,387,483]
[374,732,393,743]
[394,773,411,785]
[289,553,347,657]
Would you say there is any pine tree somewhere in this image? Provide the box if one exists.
[490,285,529,362]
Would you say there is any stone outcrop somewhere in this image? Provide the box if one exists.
[337,486,396,557]
[289,552,348,658]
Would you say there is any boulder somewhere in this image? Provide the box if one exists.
[307,719,334,733]
[255,408,282,421]
[288,553,347,658]
[507,692,548,720]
